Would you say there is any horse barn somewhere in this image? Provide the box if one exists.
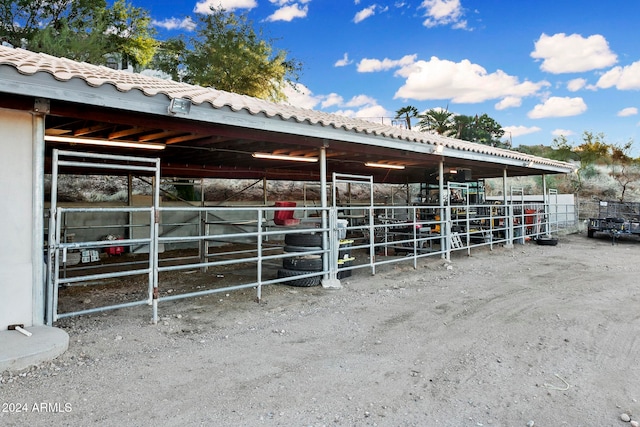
[0,45,576,370]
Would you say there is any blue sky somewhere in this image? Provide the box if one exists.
[135,0,640,153]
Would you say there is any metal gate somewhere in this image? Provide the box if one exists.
[46,149,160,325]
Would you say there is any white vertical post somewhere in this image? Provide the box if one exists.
[320,146,341,288]
[151,159,160,324]
[32,112,45,325]
[256,211,263,302]
[320,146,328,276]
[503,168,513,246]
[542,174,548,235]
[46,149,60,325]
[502,168,508,205]
[439,160,449,260]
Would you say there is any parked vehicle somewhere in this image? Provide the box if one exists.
[587,201,640,241]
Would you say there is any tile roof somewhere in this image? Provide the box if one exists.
[0,46,573,171]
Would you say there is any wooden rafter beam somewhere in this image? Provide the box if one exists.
[165,134,213,144]
[73,123,113,136]
[108,127,145,139]
[138,130,184,142]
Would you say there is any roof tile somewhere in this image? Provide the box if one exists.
[0,46,573,171]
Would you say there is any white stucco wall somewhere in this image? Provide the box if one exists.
[0,108,34,330]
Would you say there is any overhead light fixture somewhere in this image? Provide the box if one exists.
[432,144,444,154]
[252,152,318,163]
[44,135,166,150]
[364,162,405,170]
[524,161,534,167]
[168,98,191,115]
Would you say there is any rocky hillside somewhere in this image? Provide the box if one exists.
[487,163,639,203]
[48,164,639,217]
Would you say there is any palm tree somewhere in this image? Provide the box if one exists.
[394,106,419,130]
[452,114,475,140]
[418,108,455,135]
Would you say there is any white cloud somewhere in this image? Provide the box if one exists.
[503,125,542,138]
[194,0,257,13]
[596,60,640,90]
[333,105,390,123]
[321,93,344,108]
[281,83,321,110]
[617,107,638,117]
[334,53,352,67]
[357,54,417,72]
[495,96,522,110]
[551,129,575,137]
[531,33,617,74]
[354,5,376,23]
[423,106,449,115]
[393,56,549,104]
[353,104,390,121]
[283,85,385,120]
[294,89,390,122]
[265,3,309,22]
[345,94,378,108]
[282,73,391,120]
[152,17,196,31]
[332,108,358,117]
[567,78,587,92]
[419,0,467,29]
[527,96,587,119]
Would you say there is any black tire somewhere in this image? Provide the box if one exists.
[284,233,323,247]
[587,229,594,238]
[276,268,322,287]
[283,245,323,253]
[283,255,323,271]
[536,237,558,246]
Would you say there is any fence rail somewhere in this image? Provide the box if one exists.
[47,200,578,324]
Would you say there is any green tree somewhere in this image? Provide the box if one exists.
[473,113,506,146]
[151,38,187,81]
[1,0,104,50]
[451,114,476,140]
[394,106,419,130]
[418,108,455,135]
[575,131,610,165]
[157,7,301,101]
[0,0,156,68]
[515,144,550,157]
[105,0,157,69]
[30,13,110,64]
[449,113,506,147]
[550,135,585,193]
[609,141,640,202]
[550,135,579,162]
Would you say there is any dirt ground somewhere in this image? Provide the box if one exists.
[2,232,640,426]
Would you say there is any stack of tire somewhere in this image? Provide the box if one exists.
[277,232,324,287]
